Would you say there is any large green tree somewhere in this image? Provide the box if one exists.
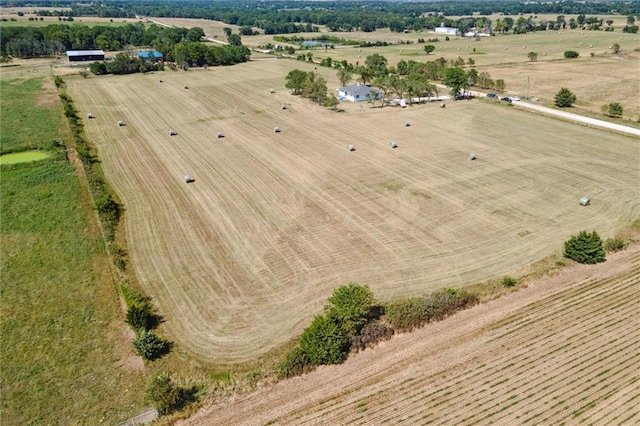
[285,69,309,95]
[364,53,389,78]
[299,315,349,365]
[443,66,469,96]
[325,283,376,336]
[337,68,352,87]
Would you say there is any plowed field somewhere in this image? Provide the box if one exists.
[181,244,640,425]
[66,60,639,363]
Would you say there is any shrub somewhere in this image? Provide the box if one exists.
[601,102,623,117]
[502,276,518,288]
[299,315,349,365]
[604,237,628,253]
[351,320,394,352]
[53,76,64,88]
[325,283,376,336]
[132,330,170,360]
[564,230,606,264]
[564,50,579,58]
[385,297,428,332]
[145,372,199,415]
[125,303,153,331]
[277,346,312,378]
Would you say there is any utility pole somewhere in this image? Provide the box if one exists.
[526,75,530,100]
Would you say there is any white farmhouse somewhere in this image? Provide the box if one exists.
[337,84,382,102]
[435,23,459,35]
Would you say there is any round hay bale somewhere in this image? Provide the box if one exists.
[281,104,287,110]
[169,129,177,136]
[269,88,275,93]
[440,103,446,108]
[184,84,189,89]
[274,126,281,133]
[347,144,355,151]
[504,47,508,50]
[184,175,194,183]
[159,79,163,83]
[403,120,410,127]
[390,141,398,148]
[579,197,590,206]
[117,120,124,126]
[87,112,94,119]
[469,152,477,160]
[216,131,224,138]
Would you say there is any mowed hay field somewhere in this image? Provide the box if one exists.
[66,59,639,363]
[181,244,640,425]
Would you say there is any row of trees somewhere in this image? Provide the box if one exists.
[278,283,479,377]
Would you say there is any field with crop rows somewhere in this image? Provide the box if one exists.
[181,243,640,425]
[66,58,639,364]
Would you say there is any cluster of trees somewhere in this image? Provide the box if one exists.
[89,52,163,75]
[602,102,623,117]
[0,22,204,59]
[285,69,338,109]
[278,283,479,377]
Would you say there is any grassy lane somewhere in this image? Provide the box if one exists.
[0,76,146,424]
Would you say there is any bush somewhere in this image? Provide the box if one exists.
[604,237,628,253]
[564,50,579,58]
[502,276,518,288]
[564,230,606,264]
[601,102,623,117]
[132,330,170,360]
[554,87,577,107]
[277,346,312,378]
[53,76,64,88]
[299,315,349,365]
[385,289,479,332]
[146,372,180,415]
[125,303,153,331]
[351,320,394,352]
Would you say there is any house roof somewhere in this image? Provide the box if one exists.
[66,50,105,56]
[337,85,381,97]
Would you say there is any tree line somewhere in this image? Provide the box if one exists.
[9,0,636,35]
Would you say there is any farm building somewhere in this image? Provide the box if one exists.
[337,84,382,102]
[136,51,164,62]
[434,23,459,36]
[66,50,105,62]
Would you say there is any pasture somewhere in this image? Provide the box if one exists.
[66,59,639,364]
[0,74,147,424]
[181,242,640,425]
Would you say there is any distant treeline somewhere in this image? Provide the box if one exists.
[0,23,249,65]
[5,0,637,34]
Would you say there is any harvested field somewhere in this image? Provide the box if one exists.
[66,59,639,363]
[180,243,640,425]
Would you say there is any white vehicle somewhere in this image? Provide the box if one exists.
[509,96,521,101]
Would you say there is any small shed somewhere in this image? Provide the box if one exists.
[469,152,477,160]
[390,141,398,148]
[184,175,194,183]
[348,144,356,151]
[216,132,224,138]
[169,129,177,136]
[579,197,590,206]
[274,126,281,133]
[117,120,125,126]
[403,121,410,127]
[87,112,94,119]
[281,104,287,110]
